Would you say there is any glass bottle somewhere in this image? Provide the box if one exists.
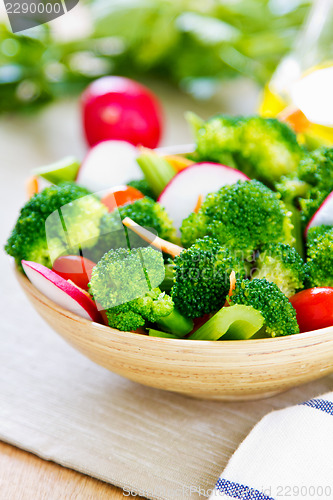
[260,0,333,147]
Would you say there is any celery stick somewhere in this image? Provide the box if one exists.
[33,156,80,184]
[149,329,178,339]
[137,151,176,197]
[189,304,264,340]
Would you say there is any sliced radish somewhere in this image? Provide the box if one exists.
[76,140,142,192]
[157,162,249,229]
[305,191,333,237]
[22,260,101,322]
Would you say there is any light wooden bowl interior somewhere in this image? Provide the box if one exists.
[16,268,333,401]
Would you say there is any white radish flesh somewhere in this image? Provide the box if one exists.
[158,162,249,229]
[76,140,142,193]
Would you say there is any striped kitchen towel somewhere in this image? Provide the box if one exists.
[209,392,333,500]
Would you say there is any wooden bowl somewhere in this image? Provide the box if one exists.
[16,268,333,401]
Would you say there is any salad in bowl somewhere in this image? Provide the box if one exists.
[6,113,333,343]
[6,108,333,400]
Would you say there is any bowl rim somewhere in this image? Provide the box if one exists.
[16,265,333,349]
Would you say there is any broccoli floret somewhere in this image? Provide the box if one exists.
[191,114,302,184]
[194,114,245,158]
[307,224,332,243]
[89,247,193,334]
[300,195,329,226]
[5,182,106,270]
[190,114,255,177]
[252,243,305,298]
[119,197,176,241]
[275,175,310,205]
[305,225,333,287]
[240,117,302,184]
[229,278,300,337]
[171,236,245,318]
[180,180,295,256]
[88,197,177,261]
[126,179,157,200]
[89,247,165,309]
[276,147,333,225]
[298,147,333,186]
[105,288,174,331]
[299,148,333,224]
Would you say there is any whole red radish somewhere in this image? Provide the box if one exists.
[81,76,163,148]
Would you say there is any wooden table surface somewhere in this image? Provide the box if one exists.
[0,440,144,499]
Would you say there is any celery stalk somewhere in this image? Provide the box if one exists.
[189,304,264,340]
[149,329,178,339]
[137,151,176,197]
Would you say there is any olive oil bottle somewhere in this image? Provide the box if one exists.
[260,0,333,148]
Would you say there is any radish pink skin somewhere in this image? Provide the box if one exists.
[305,191,333,237]
[158,162,249,228]
[81,76,163,148]
[22,260,102,323]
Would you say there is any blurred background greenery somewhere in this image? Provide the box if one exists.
[0,0,311,114]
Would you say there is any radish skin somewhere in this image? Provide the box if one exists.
[22,260,101,322]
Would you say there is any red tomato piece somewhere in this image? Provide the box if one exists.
[101,185,144,212]
[52,256,96,291]
[290,287,333,333]
[81,76,163,148]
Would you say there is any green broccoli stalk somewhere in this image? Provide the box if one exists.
[171,236,246,318]
[155,307,194,337]
[136,149,176,198]
[190,114,302,184]
[159,262,175,293]
[5,182,106,271]
[180,180,295,255]
[89,247,193,335]
[189,304,265,340]
[251,243,305,298]
[305,225,333,288]
[228,278,300,337]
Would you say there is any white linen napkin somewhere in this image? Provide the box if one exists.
[209,393,333,500]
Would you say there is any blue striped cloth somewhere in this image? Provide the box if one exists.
[209,393,333,500]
